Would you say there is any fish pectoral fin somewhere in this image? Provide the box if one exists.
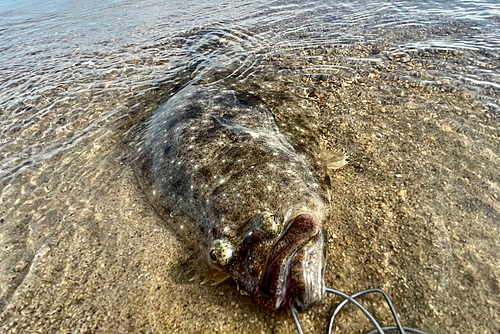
[189,274,200,282]
[192,272,229,285]
[320,148,348,170]
[186,262,230,285]
[210,272,230,285]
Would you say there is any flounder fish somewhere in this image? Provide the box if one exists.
[135,84,346,312]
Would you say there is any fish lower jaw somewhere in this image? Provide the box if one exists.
[288,242,326,312]
[251,251,296,310]
[253,242,325,311]
[252,214,324,310]
[274,253,297,309]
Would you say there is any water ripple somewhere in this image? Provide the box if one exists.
[1,2,500,332]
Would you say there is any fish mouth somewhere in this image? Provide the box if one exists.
[253,214,326,311]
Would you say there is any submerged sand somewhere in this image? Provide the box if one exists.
[1,20,499,334]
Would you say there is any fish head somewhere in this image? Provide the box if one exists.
[208,211,327,312]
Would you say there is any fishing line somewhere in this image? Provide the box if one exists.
[290,287,430,334]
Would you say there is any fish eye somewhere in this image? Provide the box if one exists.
[209,239,233,266]
[209,249,217,262]
[259,211,282,238]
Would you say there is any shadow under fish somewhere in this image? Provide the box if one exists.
[134,84,347,312]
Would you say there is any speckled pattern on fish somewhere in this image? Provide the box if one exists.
[135,84,334,311]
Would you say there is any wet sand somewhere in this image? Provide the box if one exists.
[1,3,500,333]
[2,41,500,334]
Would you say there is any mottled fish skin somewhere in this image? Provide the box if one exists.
[135,84,329,311]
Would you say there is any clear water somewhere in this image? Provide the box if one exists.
[1,1,499,333]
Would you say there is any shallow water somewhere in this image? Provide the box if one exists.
[1,0,499,333]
